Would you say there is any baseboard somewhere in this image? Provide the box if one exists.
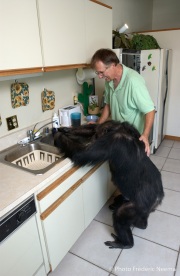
[164,135,180,141]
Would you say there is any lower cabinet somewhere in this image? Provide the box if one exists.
[36,162,113,272]
[83,163,108,228]
[42,184,84,270]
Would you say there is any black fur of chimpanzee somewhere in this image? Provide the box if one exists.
[54,120,164,249]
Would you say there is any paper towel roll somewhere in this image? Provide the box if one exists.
[76,68,96,85]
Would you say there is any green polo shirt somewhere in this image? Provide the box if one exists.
[104,64,155,134]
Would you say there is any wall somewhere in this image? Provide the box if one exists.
[0,70,81,143]
[152,0,180,29]
[100,0,153,32]
[101,0,180,32]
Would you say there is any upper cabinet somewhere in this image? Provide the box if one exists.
[0,0,112,76]
[0,0,43,73]
[37,0,86,67]
[85,0,112,63]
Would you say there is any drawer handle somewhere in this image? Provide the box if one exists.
[37,166,79,201]
[40,163,102,220]
[40,179,82,220]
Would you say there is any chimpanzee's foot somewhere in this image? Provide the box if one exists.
[104,233,133,249]
[109,195,129,211]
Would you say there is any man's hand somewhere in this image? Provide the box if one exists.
[139,135,150,157]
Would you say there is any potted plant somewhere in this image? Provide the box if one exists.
[113,30,132,49]
[88,96,99,115]
[113,31,160,50]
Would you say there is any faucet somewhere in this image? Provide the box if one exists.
[27,120,55,142]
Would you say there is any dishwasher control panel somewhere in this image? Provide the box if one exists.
[0,196,36,242]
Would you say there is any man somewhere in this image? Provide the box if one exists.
[91,48,155,156]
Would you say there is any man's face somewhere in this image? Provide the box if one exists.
[94,61,114,82]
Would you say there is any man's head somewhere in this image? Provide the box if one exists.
[90,48,120,81]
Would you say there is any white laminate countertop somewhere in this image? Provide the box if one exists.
[0,118,90,219]
[0,157,72,219]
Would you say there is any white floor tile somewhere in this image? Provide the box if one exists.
[161,171,180,191]
[155,146,171,158]
[163,159,180,174]
[49,252,109,276]
[133,211,180,251]
[169,148,180,160]
[161,139,174,148]
[113,236,177,276]
[70,220,121,272]
[150,155,166,170]
[157,189,180,216]
[176,255,180,276]
[173,141,180,149]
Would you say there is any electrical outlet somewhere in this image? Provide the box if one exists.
[6,115,18,131]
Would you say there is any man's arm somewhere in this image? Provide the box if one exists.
[139,110,155,156]
[98,104,111,124]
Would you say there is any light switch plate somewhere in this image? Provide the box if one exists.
[6,115,18,131]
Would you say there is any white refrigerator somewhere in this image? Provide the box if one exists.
[114,48,170,154]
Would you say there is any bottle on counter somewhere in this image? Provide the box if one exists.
[61,111,69,126]
[52,112,60,135]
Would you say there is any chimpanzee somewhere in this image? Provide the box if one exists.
[54,120,164,249]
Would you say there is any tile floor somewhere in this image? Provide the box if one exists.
[50,139,180,276]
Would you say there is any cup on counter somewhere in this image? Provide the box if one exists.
[71,112,81,127]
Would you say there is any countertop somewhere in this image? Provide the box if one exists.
[0,156,72,219]
[0,118,90,219]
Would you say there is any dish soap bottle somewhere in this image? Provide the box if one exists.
[52,112,60,135]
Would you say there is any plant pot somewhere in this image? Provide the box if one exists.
[88,106,100,115]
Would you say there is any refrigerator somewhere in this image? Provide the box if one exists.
[114,48,170,154]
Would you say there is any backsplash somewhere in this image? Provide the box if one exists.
[0,69,81,148]
[0,118,51,151]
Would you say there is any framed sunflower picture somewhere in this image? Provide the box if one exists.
[41,88,55,112]
[11,82,29,109]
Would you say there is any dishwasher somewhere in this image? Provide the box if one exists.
[0,196,46,276]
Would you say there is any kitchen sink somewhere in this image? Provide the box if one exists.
[0,142,64,175]
[40,133,55,146]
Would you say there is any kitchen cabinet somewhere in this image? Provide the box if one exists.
[83,162,108,228]
[36,163,111,271]
[37,0,86,68]
[42,184,84,271]
[0,0,112,77]
[85,0,112,63]
[36,165,91,271]
[0,0,43,75]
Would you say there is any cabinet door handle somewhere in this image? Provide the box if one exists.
[81,163,102,182]
[40,179,82,220]
[40,163,103,220]
[37,166,80,201]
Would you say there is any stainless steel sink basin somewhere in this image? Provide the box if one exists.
[40,133,55,146]
[0,142,64,175]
